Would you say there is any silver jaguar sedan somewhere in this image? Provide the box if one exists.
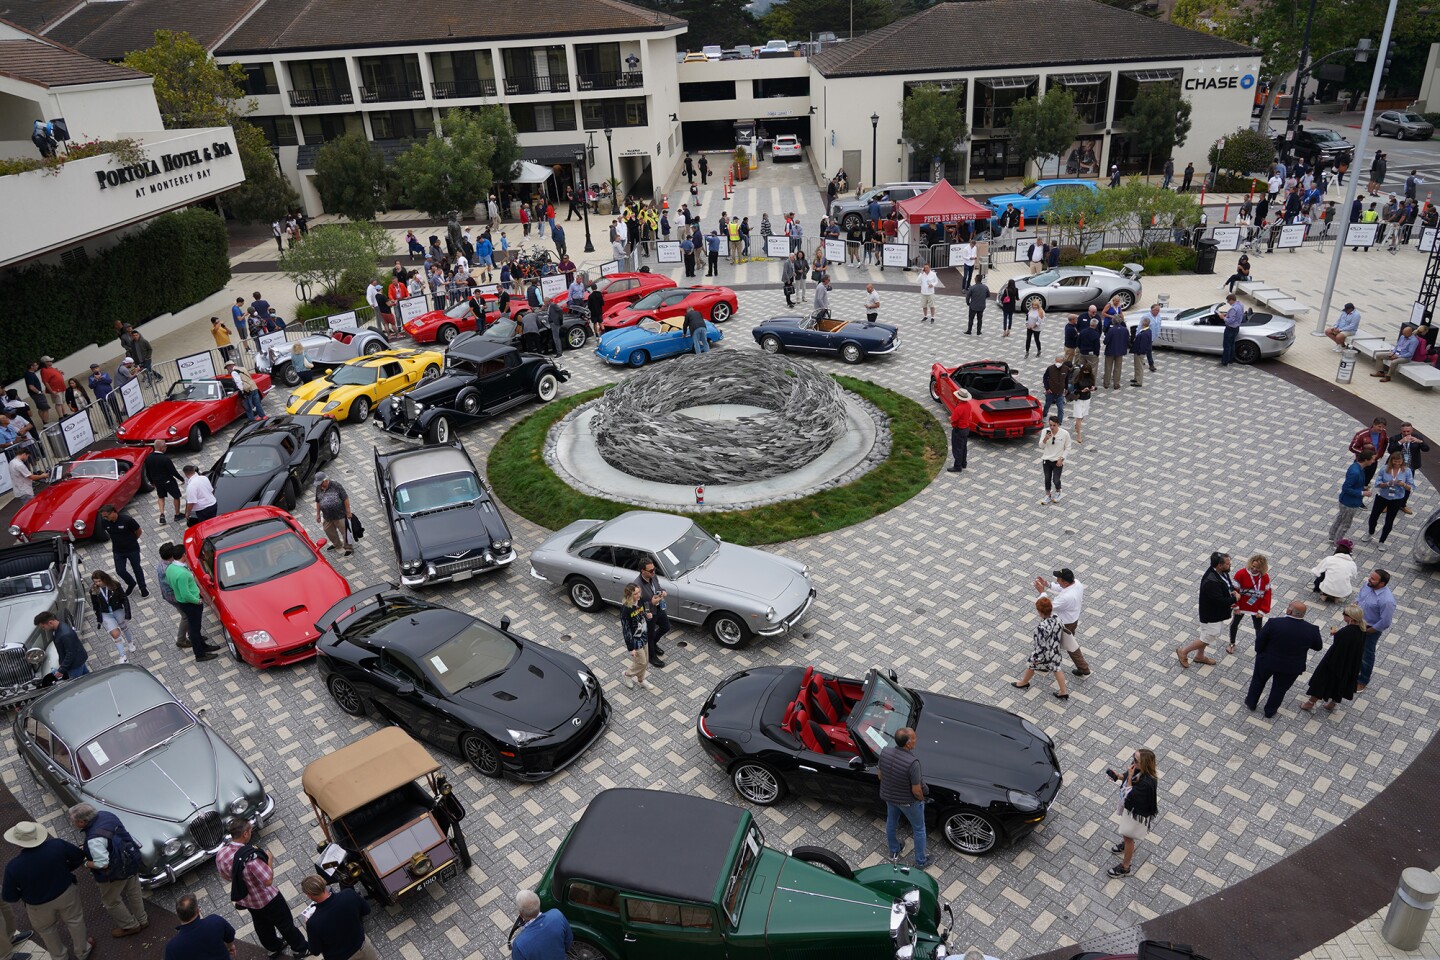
[529,511,815,649]
[1013,264,1144,312]
[1150,302,1296,364]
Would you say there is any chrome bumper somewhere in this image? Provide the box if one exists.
[756,588,815,637]
[401,549,518,587]
[529,565,550,581]
[139,794,276,889]
[869,339,900,355]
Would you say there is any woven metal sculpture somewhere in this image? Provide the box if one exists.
[590,352,848,484]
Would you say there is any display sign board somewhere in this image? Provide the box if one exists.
[1015,238,1037,264]
[656,241,681,264]
[397,296,428,325]
[258,332,288,359]
[1420,227,1437,253]
[327,310,358,331]
[947,243,965,267]
[539,274,568,302]
[58,411,94,458]
[119,378,145,419]
[823,239,846,262]
[767,236,791,258]
[1211,227,1241,251]
[475,283,499,298]
[1345,223,1379,247]
[716,236,730,257]
[0,455,10,494]
[176,351,216,382]
[1278,224,1307,249]
[598,259,621,276]
[882,243,908,268]
[1413,301,1429,329]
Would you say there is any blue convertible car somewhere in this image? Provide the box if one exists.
[985,178,1099,223]
[595,317,723,367]
[751,315,899,364]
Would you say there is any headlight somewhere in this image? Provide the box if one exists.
[1007,790,1042,813]
[322,402,341,413]
[6,525,18,537]
[182,841,198,855]
[162,838,184,858]
[765,606,778,621]
[24,648,43,666]
[168,426,178,436]
[116,427,126,435]
[287,394,301,406]
[411,401,423,411]
[506,729,547,746]
[243,630,276,649]
[228,797,250,816]
[403,560,422,572]
[73,519,86,532]
[493,539,512,554]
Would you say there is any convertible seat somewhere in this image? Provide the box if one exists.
[791,706,832,754]
[817,319,849,333]
[333,332,354,344]
[807,677,845,724]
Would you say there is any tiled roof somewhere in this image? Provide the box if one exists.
[0,36,148,86]
[38,0,262,61]
[219,0,685,54]
[0,0,83,33]
[810,0,1255,78]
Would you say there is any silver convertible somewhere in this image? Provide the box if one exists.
[1013,264,1144,312]
[257,326,392,387]
[1150,302,1295,364]
[529,512,815,649]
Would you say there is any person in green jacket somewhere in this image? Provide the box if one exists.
[164,558,219,662]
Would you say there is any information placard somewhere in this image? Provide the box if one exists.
[327,310,358,331]
[598,259,621,277]
[1421,227,1437,253]
[823,239,846,263]
[540,274,567,301]
[257,332,288,359]
[0,456,10,494]
[119,378,145,419]
[1278,223,1307,249]
[947,243,965,267]
[58,411,94,458]
[1412,301,1429,329]
[767,236,791,258]
[1345,222,1379,248]
[1015,238,1037,264]
[1210,227,1241,251]
[882,243,908,268]
[475,284,500,298]
[176,351,216,382]
[656,241,681,264]
[397,296,429,325]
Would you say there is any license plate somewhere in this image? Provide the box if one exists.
[451,570,473,583]
[418,862,459,892]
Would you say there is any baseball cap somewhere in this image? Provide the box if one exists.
[1336,538,1354,551]
[39,355,54,363]
[314,471,327,483]
[1052,568,1075,582]
[89,363,100,370]
[121,356,134,364]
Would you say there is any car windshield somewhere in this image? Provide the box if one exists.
[448,302,473,318]
[636,318,671,335]
[851,671,918,753]
[77,701,194,781]
[1028,270,1060,285]
[483,318,518,341]
[1400,113,1426,123]
[218,444,284,477]
[0,570,53,600]
[394,471,482,515]
[423,620,520,695]
[328,365,378,386]
[722,826,763,925]
[659,522,720,575]
[1311,130,1343,141]
[1176,305,1216,322]
[216,531,315,588]
[59,460,119,481]
[630,291,667,310]
[1021,184,1045,198]
[858,187,886,203]
[168,381,220,402]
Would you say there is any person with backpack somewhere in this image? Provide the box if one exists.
[69,804,147,938]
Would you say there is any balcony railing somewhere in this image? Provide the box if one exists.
[288,88,354,107]
[575,70,644,92]
[431,78,498,99]
[360,83,426,103]
[504,74,570,95]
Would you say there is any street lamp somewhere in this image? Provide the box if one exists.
[575,147,594,254]
[870,112,879,188]
[603,126,616,207]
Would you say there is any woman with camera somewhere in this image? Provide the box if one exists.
[1106,748,1159,879]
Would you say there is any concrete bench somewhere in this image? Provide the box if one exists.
[1352,338,1393,361]
[1264,298,1313,317]
[1233,282,1313,318]
[1398,364,1440,389]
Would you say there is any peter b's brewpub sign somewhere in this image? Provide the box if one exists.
[94,140,235,197]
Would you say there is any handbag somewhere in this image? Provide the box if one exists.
[348,514,365,541]
[810,268,822,282]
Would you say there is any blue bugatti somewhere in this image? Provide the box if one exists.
[595,317,723,367]
[751,315,900,364]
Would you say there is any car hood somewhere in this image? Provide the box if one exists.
[215,561,349,642]
[986,192,1030,207]
[452,643,590,732]
[117,401,201,438]
[398,500,509,558]
[599,325,677,349]
[405,374,465,404]
[913,692,1057,796]
[682,545,806,603]
[210,473,279,514]
[763,854,893,940]
[0,596,51,649]
[12,479,108,534]
[85,725,220,823]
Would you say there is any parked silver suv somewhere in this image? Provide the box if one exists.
[830,182,931,230]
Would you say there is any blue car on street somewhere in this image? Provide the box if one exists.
[596,317,723,367]
[986,179,1099,223]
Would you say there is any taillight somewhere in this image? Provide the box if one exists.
[698,715,714,739]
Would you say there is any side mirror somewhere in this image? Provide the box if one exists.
[500,615,511,632]
[848,755,864,770]
[395,682,416,697]
[887,669,899,683]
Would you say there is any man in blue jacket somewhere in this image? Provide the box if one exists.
[512,890,572,960]
[33,614,87,680]
[1101,315,1129,390]
[2,822,91,960]
[1129,318,1153,387]
[1076,319,1102,377]
[1245,600,1323,718]
[1329,449,1376,544]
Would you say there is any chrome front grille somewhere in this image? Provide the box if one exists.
[403,396,419,421]
[0,648,33,688]
[432,554,496,579]
[189,811,225,850]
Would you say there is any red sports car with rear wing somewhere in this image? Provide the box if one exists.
[601,285,737,332]
[929,360,1043,439]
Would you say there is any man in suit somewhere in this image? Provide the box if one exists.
[511,889,571,960]
[1245,600,1323,718]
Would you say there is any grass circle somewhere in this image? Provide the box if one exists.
[488,375,946,546]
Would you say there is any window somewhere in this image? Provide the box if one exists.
[240,63,279,96]
[582,97,647,130]
[370,110,431,140]
[679,81,736,103]
[578,545,615,564]
[49,735,75,777]
[610,547,650,572]
[625,899,715,930]
[567,881,620,913]
[300,114,353,145]
[510,103,577,133]
[380,362,403,379]
[972,76,1038,130]
[77,703,194,781]
[247,116,298,147]
[752,77,809,99]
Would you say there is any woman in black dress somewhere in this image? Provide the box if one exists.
[1301,605,1366,712]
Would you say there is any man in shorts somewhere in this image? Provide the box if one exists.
[917,264,942,324]
[145,440,185,524]
[1177,551,1236,668]
[23,361,50,424]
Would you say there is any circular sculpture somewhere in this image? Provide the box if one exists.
[590,352,848,484]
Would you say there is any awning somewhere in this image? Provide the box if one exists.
[303,728,440,820]
[895,179,993,224]
[977,76,1035,90]
[510,160,555,183]
[1051,73,1107,86]
[1123,69,1180,82]
[520,142,585,165]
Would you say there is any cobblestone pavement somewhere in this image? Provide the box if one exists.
[9,278,1440,960]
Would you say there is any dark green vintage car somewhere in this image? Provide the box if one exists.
[535,788,954,959]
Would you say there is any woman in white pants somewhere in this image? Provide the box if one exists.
[90,571,136,663]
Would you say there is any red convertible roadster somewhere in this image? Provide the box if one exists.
[7,447,152,542]
[601,285,737,332]
[929,360,1043,439]
[115,375,273,452]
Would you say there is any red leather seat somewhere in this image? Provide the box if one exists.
[808,678,845,724]
[792,706,832,754]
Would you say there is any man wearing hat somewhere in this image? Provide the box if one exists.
[113,358,138,396]
[37,359,65,413]
[87,365,117,428]
[224,362,265,423]
[1033,568,1091,676]
[1,822,93,960]
[314,473,352,556]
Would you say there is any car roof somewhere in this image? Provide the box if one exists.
[346,602,471,657]
[555,789,745,902]
[303,727,440,819]
[384,445,475,488]
[447,338,518,363]
[29,664,177,744]
[1035,178,1094,186]
[594,511,691,548]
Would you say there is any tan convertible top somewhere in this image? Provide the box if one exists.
[302,728,440,819]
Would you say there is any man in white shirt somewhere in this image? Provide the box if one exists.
[916,264,942,324]
[224,362,265,422]
[365,280,380,313]
[7,449,44,503]
[959,240,978,290]
[1028,240,1045,274]
[182,465,218,526]
[864,284,881,323]
[1267,173,1282,201]
[1034,565,1091,676]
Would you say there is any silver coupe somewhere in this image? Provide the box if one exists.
[529,511,815,649]
[1151,302,1295,364]
[257,326,392,387]
[1013,264,1144,312]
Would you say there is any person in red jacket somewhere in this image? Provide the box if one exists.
[1349,417,1388,485]
[948,390,974,473]
[1228,554,1272,654]
[386,277,408,334]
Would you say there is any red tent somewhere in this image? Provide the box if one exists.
[895,180,992,224]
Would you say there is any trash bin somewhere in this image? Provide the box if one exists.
[1195,238,1219,275]
[1336,348,1359,384]
[1381,868,1440,950]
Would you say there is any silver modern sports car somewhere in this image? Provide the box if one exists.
[1013,264,1144,312]
[1150,302,1295,364]
[529,512,815,649]
[257,327,392,387]
[1414,507,1440,565]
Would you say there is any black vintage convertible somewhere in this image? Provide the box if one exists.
[374,337,568,444]
[751,314,900,364]
[316,586,609,781]
[696,665,1063,855]
[481,310,592,354]
[205,414,341,513]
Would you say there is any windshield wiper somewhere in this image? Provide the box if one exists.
[456,669,505,694]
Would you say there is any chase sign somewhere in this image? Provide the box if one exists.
[1185,73,1256,91]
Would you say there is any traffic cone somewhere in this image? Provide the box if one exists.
[1018,210,1026,232]
[662,194,668,210]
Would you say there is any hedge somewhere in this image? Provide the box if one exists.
[0,207,230,384]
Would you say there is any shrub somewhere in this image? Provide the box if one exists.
[1056,245,1083,266]
[0,208,229,384]
[1424,113,1440,127]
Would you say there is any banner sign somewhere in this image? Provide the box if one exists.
[540,274,567,301]
[767,236,791,258]
[882,243,908,268]
[176,351,216,382]
[598,259,621,276]
[656,241,681,264]
[327,310,358,331]
[397,296,428,325]
[120,378,145,418]
[823,239,846,262]
[1210,227,1241,251]
[1015,238,1037,264]
[1345,223,1378,247]
[1277,223,1307,249]
[59,411,94,458]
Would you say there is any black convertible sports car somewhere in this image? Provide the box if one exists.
[373,442,514,588]
[206,415,341,514]
[752,314,900,364]
[696,665,1063,855]
[374,338,569,444]
[316,585,609,781]
[482,311,592,354]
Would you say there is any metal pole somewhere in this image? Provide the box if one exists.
[870,114,879,187]
[604,127,616,205]
[1314,0,1398,335]
[1283,0,1319,151]
[577,152,595,253]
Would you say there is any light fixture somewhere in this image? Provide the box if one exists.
[669,112,678,122]
[808,106,817,115]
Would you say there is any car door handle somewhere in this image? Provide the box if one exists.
[799,765,817,773]
[623,936,637,944]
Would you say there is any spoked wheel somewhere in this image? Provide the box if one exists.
[710,302,732,323]
[349,396,371,422]
[731,762,786,805]
[462,733,502,778]
[567,577,602,611]
[327,676,366,716]
[324,427,341,460]
[566,326,588,349]
[536,372,559,402]
[761,335,783,354]
[438,323,459,344]
[942,809,1001,855]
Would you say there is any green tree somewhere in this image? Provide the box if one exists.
[761,0,900,39]
[1127,84,1192,180]
[901,84,969,175]
[1045,186,1114,251]
[1104,182,1200,254]
[1207,127,1275,176]
[466,106,523,185]
[313,133,388,221]
[122,30,250,128]
[278,223,388,297]
[1008,88,1080,179]
[675,0,757,49]
[227,122,300,223]
[393,110,500,220]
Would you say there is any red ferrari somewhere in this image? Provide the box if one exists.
[115,375,273,452]
[184,507,351,668]
[601,285,738,332]
[929,360,1043,439]
[8,447,152,542]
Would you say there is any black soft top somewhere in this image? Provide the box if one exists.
[554,788,745,903]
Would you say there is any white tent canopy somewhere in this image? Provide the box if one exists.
[510,160,555,184]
